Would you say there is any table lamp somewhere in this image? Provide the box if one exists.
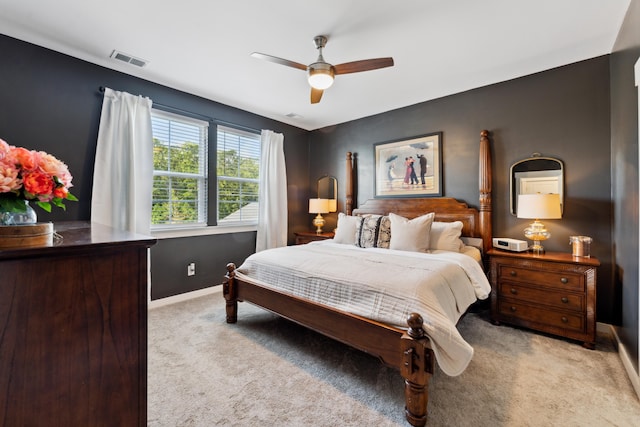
[517,193,562,254]
[309,198,330,234]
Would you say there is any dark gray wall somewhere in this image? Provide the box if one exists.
[309,57,615,323]
[0,21,634,339]
[0,34,310,300]
[611,0,640,375]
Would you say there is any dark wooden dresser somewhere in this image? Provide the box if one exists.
[294,231,334,245]
[488,248,599,349]
[0,221,156,426]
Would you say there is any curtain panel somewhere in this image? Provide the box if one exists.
[256,130,287,251]
[91,87,153,235]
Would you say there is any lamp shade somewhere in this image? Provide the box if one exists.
[309,198,330,214]
[517,194,562,219]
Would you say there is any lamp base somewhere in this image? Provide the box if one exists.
[312,214,325,234]
[529,240,545,255]
[524,220,550,255]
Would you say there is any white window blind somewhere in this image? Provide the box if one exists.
[151,109,208,228]
[217,125,260,225]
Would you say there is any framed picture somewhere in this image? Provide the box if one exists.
[374,132,442,198]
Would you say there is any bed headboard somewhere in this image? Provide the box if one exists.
[353,197,480,236]
[347,130,493,255]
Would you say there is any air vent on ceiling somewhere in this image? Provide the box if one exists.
[110,50,148,67]
[285,113,304,119]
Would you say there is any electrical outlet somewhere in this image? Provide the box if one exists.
[187,262,196,276]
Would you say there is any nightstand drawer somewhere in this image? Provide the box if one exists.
[498,282,585,312]
[498,265,584,291]
[498,300,585,332]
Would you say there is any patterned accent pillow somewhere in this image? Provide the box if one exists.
[355,215,391,248]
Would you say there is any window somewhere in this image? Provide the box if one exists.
[151,109,208,228]
[217,125,260,225]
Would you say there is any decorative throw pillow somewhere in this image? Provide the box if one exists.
[389,212,435,252]
[429,221,464,252]
[355,215,391,248]
[333,213,360,244]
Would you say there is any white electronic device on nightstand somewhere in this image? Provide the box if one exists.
[492,237,528,252]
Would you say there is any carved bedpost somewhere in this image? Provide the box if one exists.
[401,313,434,427]
[346,152,353,215]
[479,130,492,256]
[223,263,238,323]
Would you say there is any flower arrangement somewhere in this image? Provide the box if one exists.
[0,138,77,214]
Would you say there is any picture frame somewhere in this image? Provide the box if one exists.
[374,132,442,198]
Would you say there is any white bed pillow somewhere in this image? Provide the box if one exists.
[389,212,435,252]
[333,213,360,244]
[429,221,464,252]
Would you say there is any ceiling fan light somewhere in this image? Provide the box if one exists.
[307,65,335,90]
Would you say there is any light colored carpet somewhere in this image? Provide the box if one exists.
[148,291,640,426]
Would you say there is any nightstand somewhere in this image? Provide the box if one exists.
[488,248,600,349]
[294,231,335,245]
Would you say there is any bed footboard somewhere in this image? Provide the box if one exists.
[223,262,433,427]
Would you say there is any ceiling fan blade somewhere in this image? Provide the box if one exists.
[310,88,323,104]
[334,57,394,75]
[250,52,307,71]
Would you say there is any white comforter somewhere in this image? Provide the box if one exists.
[236,241,491,376]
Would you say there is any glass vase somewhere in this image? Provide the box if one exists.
[0,200,38,226]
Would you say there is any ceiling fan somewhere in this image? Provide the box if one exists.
[251,35,394,104]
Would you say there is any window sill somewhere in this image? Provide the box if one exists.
[151,225,257,239]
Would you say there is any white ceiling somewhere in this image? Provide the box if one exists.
[0,0,631,131]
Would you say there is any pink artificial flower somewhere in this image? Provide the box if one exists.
[0,139,17,166]
[38,151,73,188]
[0,138,9,153]
[13,147,38,171]
[0,162,22,193]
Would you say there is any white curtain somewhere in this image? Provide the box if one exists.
[91,87,154,235]
[256,130,287,252]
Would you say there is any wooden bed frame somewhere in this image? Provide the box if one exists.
[224,130,492,426]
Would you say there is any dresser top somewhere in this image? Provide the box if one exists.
[487,248,600,267]
[0,221,156,259]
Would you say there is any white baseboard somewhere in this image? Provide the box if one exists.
[607,323,640,401]
[149,285,223,310]
[596,321,612,336]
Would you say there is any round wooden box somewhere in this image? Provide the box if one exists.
[0,222,54,249]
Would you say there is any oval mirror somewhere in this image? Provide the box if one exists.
[510,154,564,216]
[317,175,337,212]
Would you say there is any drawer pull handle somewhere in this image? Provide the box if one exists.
[561,316,568,323]
[510,270,517,276]
[560,277,568,284]
[510,288,518,295]
[561,297,569,303]
[510,306,517,312]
